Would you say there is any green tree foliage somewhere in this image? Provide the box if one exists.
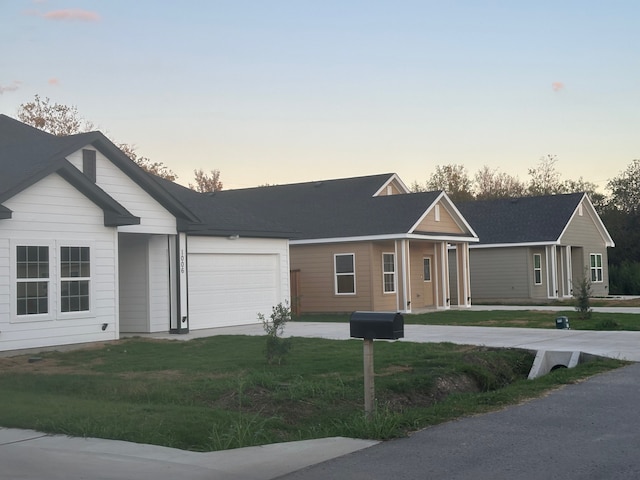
[414,164,474,202]
[607,159,640,214]
[189,169,223,192]
[574,275,592,319]
[527,154,565,196]
[17,95,178,181]
[258,302,292,365]
[473,166,526,200]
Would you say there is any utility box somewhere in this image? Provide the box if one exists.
[555,316,570,329]
[350,311,404,340]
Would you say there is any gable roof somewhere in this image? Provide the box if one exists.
[0,114,197,226]
[456,193,613,247]
[205,174,477,242]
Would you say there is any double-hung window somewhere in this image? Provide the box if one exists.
[590,253,603,283]
[60,246,91,312]
[382,253,395,293]
[16,246,50,316]
[533,253,542,285]
[335,253,355,294]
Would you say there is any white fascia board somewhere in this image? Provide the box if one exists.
[291,233,479,246]
[470,241,559,249]
[408,191,479,240]
[372,173,411,196]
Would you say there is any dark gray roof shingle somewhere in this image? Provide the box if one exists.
[456,193,584,245]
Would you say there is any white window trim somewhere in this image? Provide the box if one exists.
[334,253,356,295]
[382,252,396,294]
[10,240,95,322]
[434,204,441,222]
[423,257,432,282]
[533,253,542,285]
[590,253,604,283]
[59,245,93,316]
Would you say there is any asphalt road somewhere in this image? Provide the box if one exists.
[278,362,640,480]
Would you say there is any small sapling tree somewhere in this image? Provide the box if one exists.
[574,275,593,320]
[258,302,292,364]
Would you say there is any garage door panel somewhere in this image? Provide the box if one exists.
[188,253,279,329]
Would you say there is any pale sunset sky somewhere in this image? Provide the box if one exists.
[1,1,638,190]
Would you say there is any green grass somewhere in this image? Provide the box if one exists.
[296,310,640,330]
[0,336,626,451]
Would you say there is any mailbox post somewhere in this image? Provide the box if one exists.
[350,311,404,419]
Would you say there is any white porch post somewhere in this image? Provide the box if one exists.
[546,245,558,299]
[439,241,450,309]
[565,246,573,297]
[457,242,471,308]
[397,239,410,313]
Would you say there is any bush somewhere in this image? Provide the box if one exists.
[258,302,293,365]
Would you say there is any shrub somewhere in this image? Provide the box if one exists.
[574,275,592,319]
[258,302,293,365]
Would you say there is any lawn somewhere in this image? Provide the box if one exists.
[297,310,640,330]
[0,335,625,452]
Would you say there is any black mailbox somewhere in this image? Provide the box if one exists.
[350,311,404,340]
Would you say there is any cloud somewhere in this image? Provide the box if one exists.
[552,81,564,92]
[0,81,22,95]
[48,78,60,86]
[26,9,101,22]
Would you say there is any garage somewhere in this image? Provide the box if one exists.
[187,252,280,330]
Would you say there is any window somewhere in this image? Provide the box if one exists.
[423,257,432,282]
[16,246,49,315]
[590,253,603,283]
[335,254,355,294]
[382,253,395,293]
[60,246,91,312]
[533,253,542,285]
[83,149,97,183]
[434,204,441,222]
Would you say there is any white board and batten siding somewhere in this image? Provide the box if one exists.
[67,148,177,235]
[187,236,290,330]
[0,173,119,352]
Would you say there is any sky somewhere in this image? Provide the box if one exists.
[1,1,639,190]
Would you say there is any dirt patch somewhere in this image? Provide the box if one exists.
[382,375,480,410]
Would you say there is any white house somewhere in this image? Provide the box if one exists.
[0,115,290,352]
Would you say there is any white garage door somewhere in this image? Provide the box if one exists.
[187,253,279,330]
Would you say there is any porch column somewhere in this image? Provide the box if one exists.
[438,241,450,309]
[456,242,471,308]
[400,239,411,313]
[565,246,573,297]
[546,245,558,299]
[170,232,189,333]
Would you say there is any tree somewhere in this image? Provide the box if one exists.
[117,143,177,182]
[417,164,474,202]
[527,154,565,196]
[17,95,177,181]
[607,159,640,214]
[189,169,223,193]
[473,166,526,200]
[17,94,94,136]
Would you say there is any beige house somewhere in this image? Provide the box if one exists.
[454,193,615,302]
[211,174,479,314]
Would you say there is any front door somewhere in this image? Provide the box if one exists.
[423,256,434,306]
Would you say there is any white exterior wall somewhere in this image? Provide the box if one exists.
[186,236,290,329]
[148,235,170,332]
[0,173,119,352]
[67,149,177,235]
